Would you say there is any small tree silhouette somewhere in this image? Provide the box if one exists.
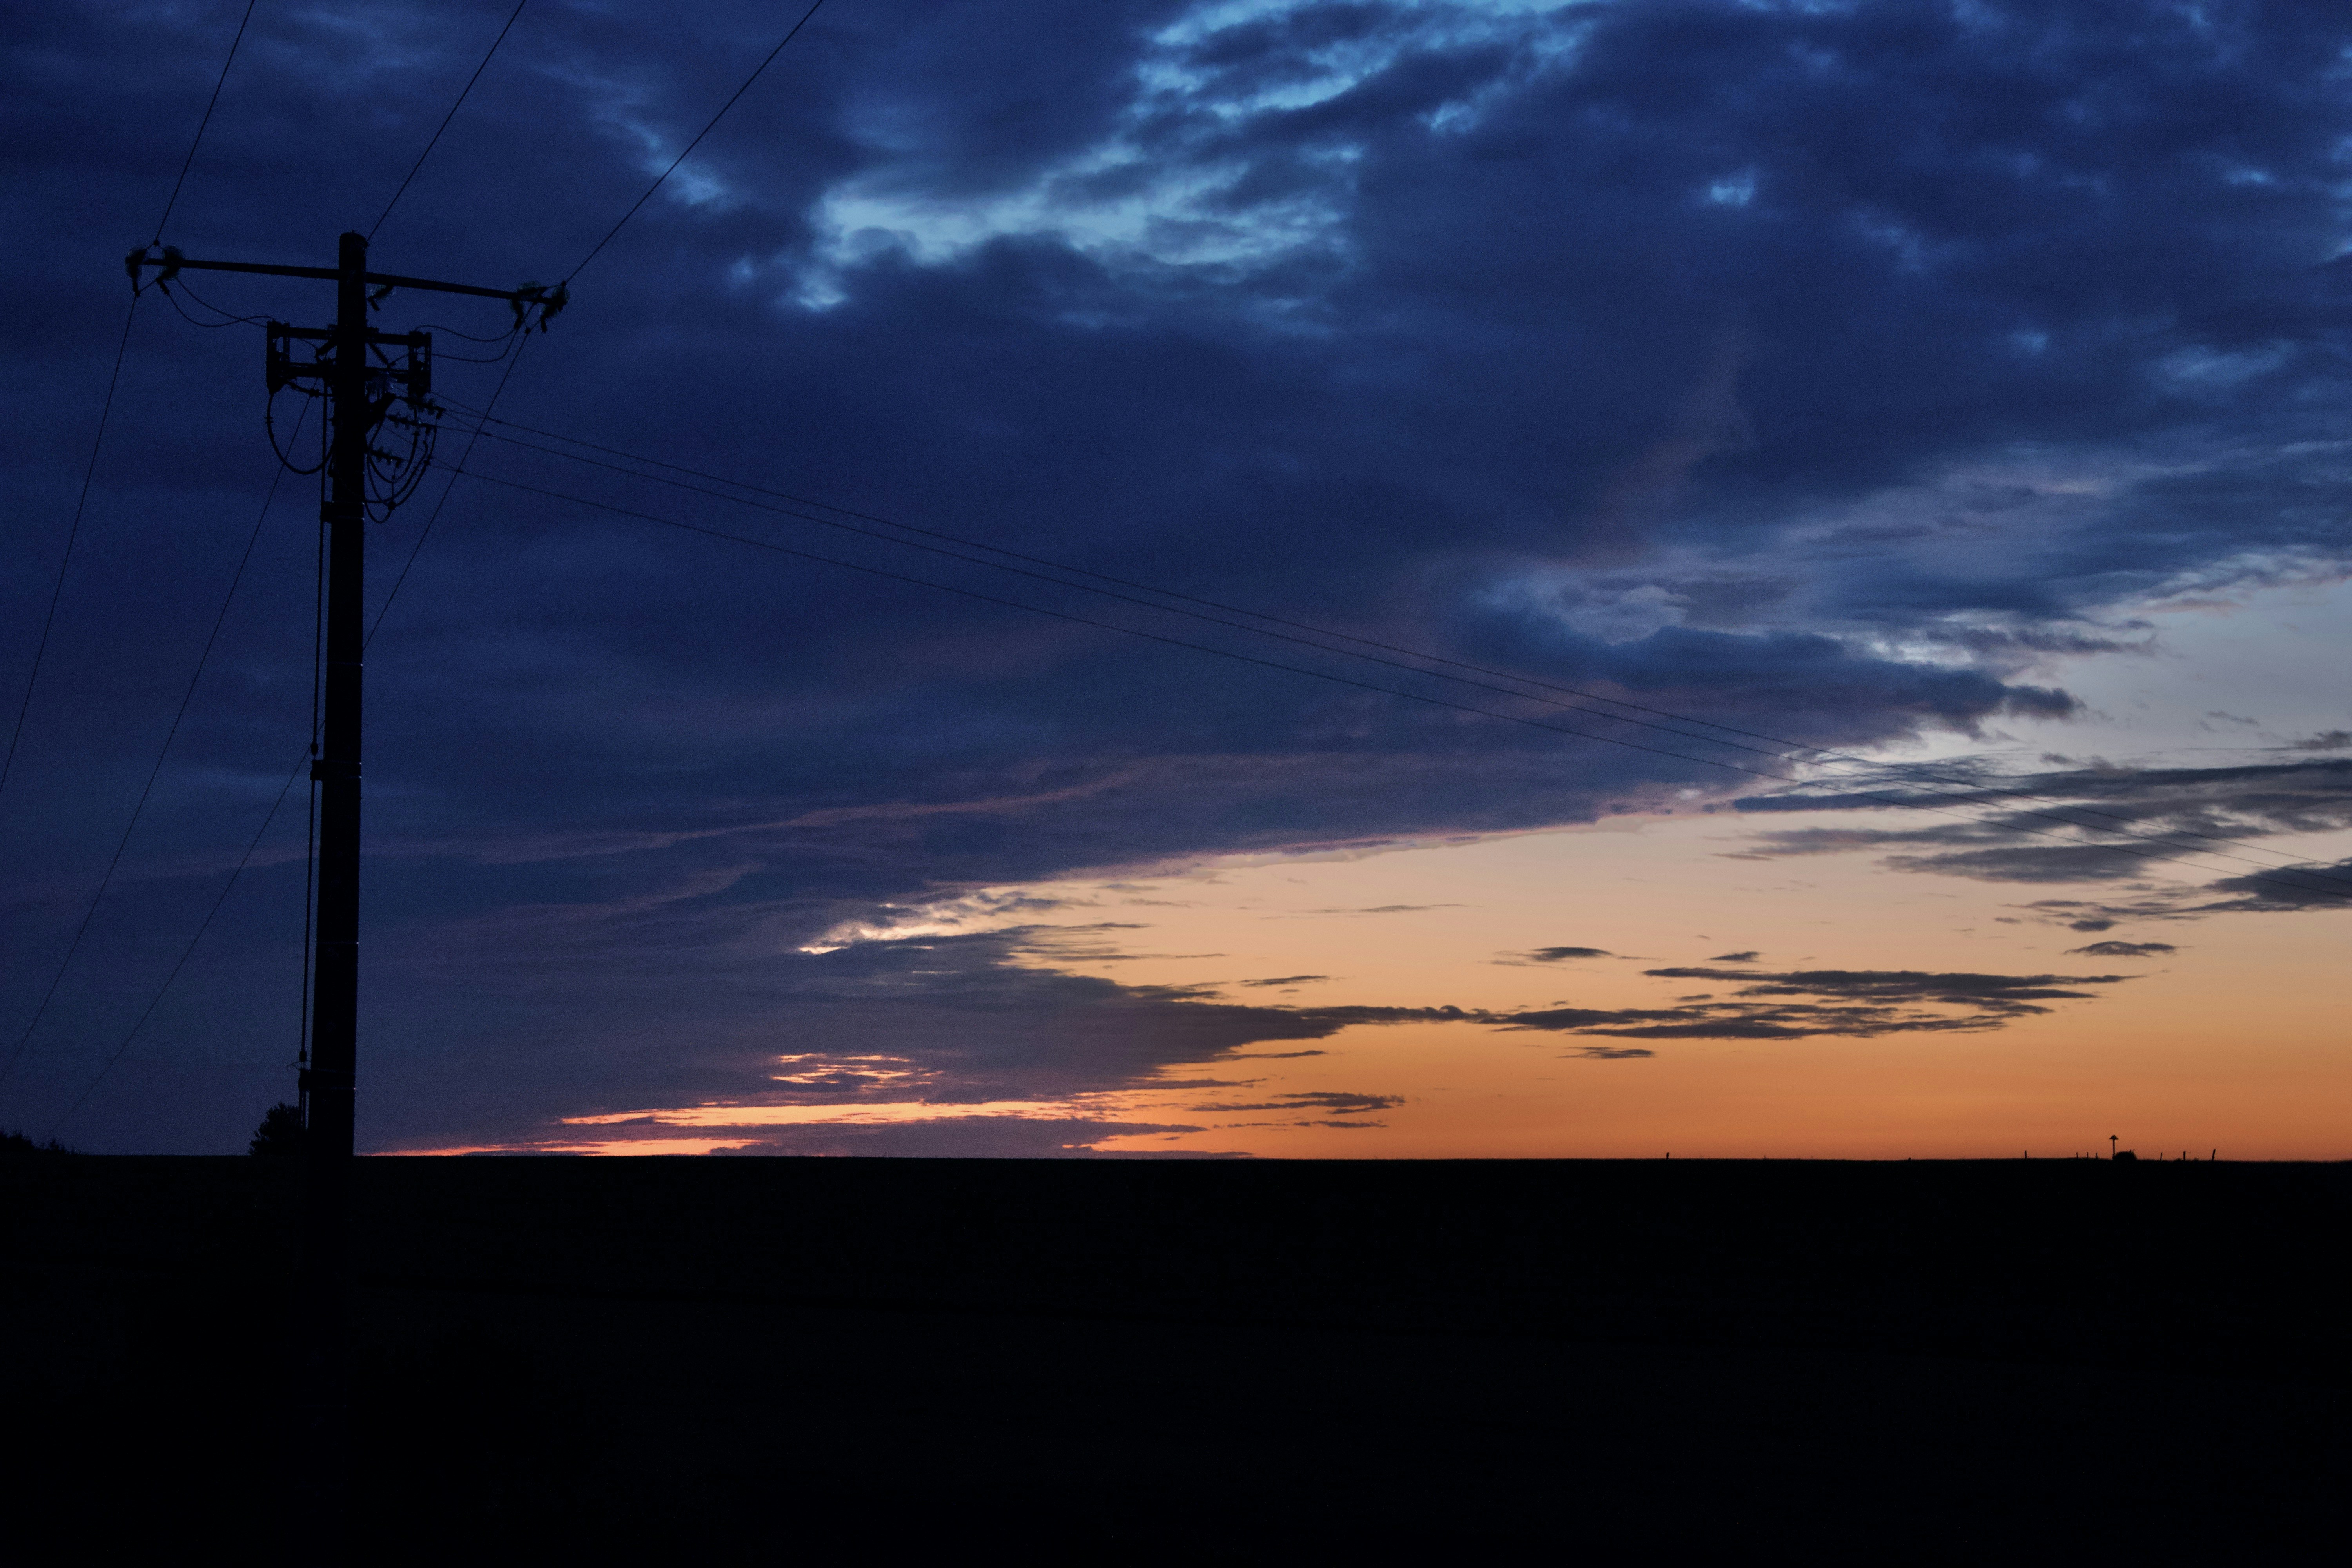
[249,1102,306,1157]
[0,1128,78,1156]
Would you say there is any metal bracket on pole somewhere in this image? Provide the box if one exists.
[271,323,435,408]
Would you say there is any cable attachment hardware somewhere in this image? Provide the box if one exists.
[510,280,569,332]
[267,322,328,396]
[123,244,185,293]
[269,323,437,501]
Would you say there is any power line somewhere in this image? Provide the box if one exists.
[298,0,844,1074]
[446,403,2347,877]
[56,0,833,1124]
[563,0,829,283]
[1,299,140,806]
[49,376,534,1123]
[412,317,523,346]
[456,467,2352,905]
[370,339,536,644]
[450,411,2352,894]
[300,470,326,1104]
[10,0,263,808]
[51,0,711,1116]
[152,0,260,244]
[37,262,552,1135]
[1,416,303,1091]
[155,276,270,330]
[454,404,1864,759]
[466,427,1887,760]
[45,378,533,1123]
[46,753,310,1138]
[371,0,532,238]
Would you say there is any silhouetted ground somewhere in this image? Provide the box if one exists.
[5,1157,2345,1557]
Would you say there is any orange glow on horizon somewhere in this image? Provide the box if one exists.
[404,782,2352,1161]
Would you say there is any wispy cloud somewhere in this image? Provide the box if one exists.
[1497,966,2132,1041]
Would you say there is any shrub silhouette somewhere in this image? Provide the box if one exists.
[1,1128,78,1155]
[248,1102,306,1156]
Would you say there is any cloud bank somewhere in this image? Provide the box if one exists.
[6,1,2352,1148]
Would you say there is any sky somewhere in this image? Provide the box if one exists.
[3,0,2349,1158]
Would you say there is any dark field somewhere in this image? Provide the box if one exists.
[7,1156,2347,1557]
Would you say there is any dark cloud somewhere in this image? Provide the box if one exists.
[2066,941,2177,958]
[1732,760,2352,904]
[1642,967,2126,1007]
[1707,951,1759,962]
[11,1,2352,1149]
[1235,974,1328,987]
[1495,965,2130,1041]
[1514,946,1612,962]
[710,1117,1246,1158]
[1184,1091,1404,1115]
[556,925,1468,1111]
[236,911,1485,1148]
[354,908,2113,1143]
[1504,1004,1975,1041]
[1882,844,2176,884]
[1740,758,2352,828]
[1310,904,1466,915]
[2201,857,2352,913]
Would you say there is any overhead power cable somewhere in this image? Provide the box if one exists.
[10,0,261,808]
[46,753,310,1137]
[456,467,2352,906]
[370,339,536,644]
[446,408,2352,893]
[152,0,260,244]
[461,423,1884,761]
[2,413,305,1091]
[1,301,140,806]
[302,455,326,1089]
[413,317,523,346]
[447,402,2336,870]
[40,312,542,1125]
[371,0,531,238]
[45,0,564,1121]
[563,0,829,283]
[156,276,270,330]
[44,374,539,1123]
[61,0,843,1115]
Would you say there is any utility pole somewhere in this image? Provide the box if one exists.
[125,233,561,1542]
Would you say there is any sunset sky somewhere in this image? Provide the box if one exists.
[4,0,2348,1157]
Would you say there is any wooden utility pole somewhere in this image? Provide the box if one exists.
[125,233,560,1541]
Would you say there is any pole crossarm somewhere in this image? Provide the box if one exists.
[125,243,567,323]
